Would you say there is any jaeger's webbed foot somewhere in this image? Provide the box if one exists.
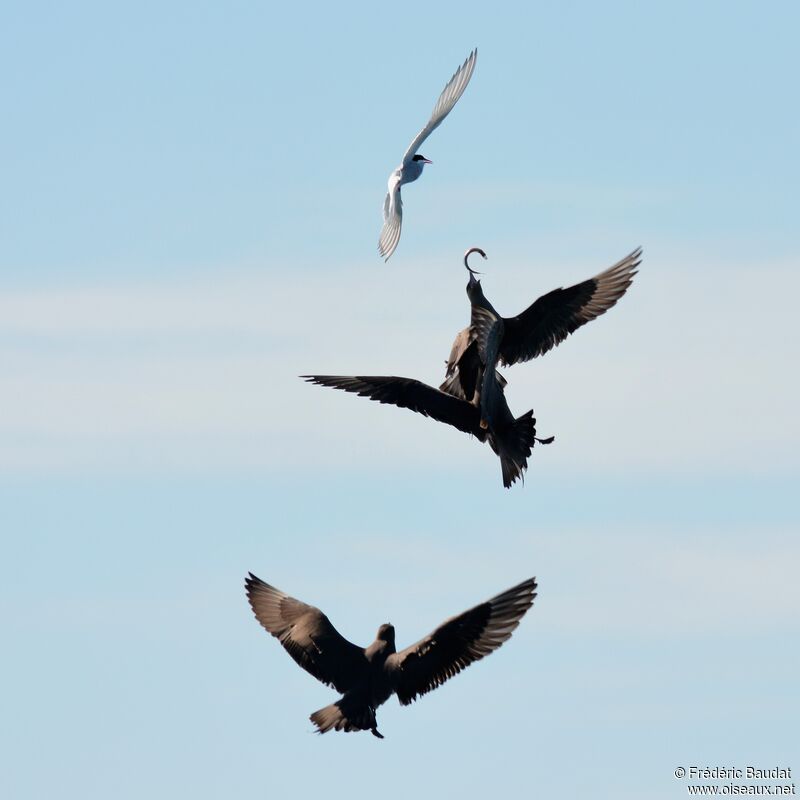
[371,727,385,739]
[536,435,555,445]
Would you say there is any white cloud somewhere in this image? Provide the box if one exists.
[528,524,800,636]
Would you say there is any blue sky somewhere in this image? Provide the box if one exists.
[1,1,798,798]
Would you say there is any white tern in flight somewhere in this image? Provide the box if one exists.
[378,49,477,261]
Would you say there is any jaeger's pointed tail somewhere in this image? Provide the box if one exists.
[310,699,378,735]
[496,409,538,489]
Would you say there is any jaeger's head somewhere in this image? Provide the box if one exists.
[376,623,395,645]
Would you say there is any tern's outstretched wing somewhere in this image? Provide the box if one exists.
[401,49,477,165]
[499,247,642,366]
[245,573,368,694]
[387,578,537,705]
[378,174,403,260]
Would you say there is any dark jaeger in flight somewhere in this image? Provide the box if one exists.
[245,572,537,738]
[304,371,547,488]
[303,247,639,488]
[443,245,642,432]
